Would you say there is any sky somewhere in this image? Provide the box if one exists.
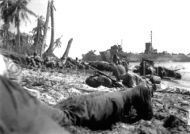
[18,0,190,58]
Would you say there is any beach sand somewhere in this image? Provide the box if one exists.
[18,68,190,134]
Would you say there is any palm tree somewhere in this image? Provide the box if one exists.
[52,35,62,52]
[41,0,50,56]
[43,0,56,58]
[8,0,37,52]
[48,0,55,53]
[30,16,45,54]
[0,0,13,47]
[61,38,73,61]
[0,0,13,25]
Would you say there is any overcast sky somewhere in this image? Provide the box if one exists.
[19,0,190,58]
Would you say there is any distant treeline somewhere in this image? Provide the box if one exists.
[82,45,190,62]
[126,53,190,62]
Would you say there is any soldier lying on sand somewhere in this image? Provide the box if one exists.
[85,62,144,88]
[55,84,154,130]
[85,74,113,88]
[85,71,144,88]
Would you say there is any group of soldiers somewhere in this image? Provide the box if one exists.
[0,53,155,134]
[86,54,182,89]
[86,54,155,89]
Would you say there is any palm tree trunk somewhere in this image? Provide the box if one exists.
[3,23,9,49]
[17,21,21,53]
[49,0,55,51]
[41,1,50,56]
[43,0,55,58]
[35,18,41,48]
[61,38,73,61]
[15,8,21,53]
[31,17,41,54]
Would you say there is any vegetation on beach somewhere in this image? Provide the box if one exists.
[0,0,71,61]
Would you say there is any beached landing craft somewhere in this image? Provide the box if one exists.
[134,58,182,80]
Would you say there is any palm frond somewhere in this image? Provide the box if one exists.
[50,0,56,11]
[23,6,37,18]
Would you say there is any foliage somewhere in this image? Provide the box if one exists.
[0,0,37,53]
[7,0,37,27]
[0,0,14,24]
[52,35,62,52]
[99,50,111,62]
[82,45,125,62]
[19,32,33,54]
[31,16,45,40]
[0,0,13,48]
[82,50,102,61]
[110,44,123,57]
[30,16,45,54]
[99,44,125,62]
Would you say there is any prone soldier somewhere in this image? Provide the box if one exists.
[55,84,154,130]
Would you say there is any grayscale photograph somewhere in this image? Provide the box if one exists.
[0,0,190,134]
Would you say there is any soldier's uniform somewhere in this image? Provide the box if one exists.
[55,84,153,129]
[112,64,127,81]
[122,72,145,88]
[85,75,113,88]
[112,54,120,64]
[139,59,155,75]
[0,76,70,134]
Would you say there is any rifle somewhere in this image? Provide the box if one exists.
[82,62,124,88]
[173,67,184,72]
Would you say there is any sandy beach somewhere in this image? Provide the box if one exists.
[18,67,190,134]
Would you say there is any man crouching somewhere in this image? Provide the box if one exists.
[55,84,153,130]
